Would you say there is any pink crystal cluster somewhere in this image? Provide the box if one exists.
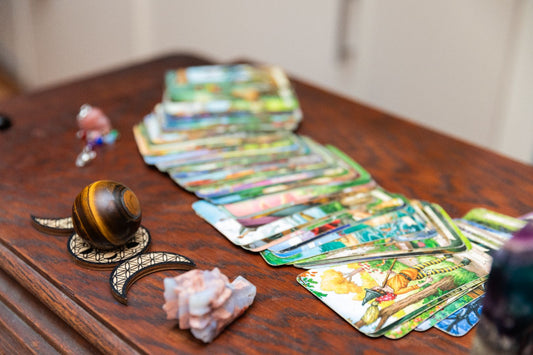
[163,268,256,343]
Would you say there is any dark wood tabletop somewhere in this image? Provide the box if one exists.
[1,54,532,354]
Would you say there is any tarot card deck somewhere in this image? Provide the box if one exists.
[132,63,527,341]
[297,242,491,338]
[296,209,525,339]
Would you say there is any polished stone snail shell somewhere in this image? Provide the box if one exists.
[72,180,142,250]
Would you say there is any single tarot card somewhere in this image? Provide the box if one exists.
[176,138,329,192]
[263,201,463,267]
[463,208,526,234]
[384,279,486,339]
[134,122,253,160]
[519,211,533,222]
[415,283,485,332]
[143,112,189,144]
[145,106,296,144]
[237,185,388,249]
[262,205,423,266]
[293,201,471,268]
[154,105,300,139]
[268,199,415,257]
[195,163,344,200]
[192,182,377,246]
[297,246,492,338]
[205,144,370,205]
[163,64,301,117]
[242,190,398,251]
[168,145,309,179]
[175,137,325,185]
[199,164,347,203]
[151,131,303,169]
[455,219,511,250]
[234,181,376,228]
[434,295,484,336]
[203,175,372,221]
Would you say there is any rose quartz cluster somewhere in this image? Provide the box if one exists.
[163,268,256,343]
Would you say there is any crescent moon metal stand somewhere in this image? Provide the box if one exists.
[31,215,152,268]
[110,252,196,305]
[30,215,74,235]
[31,215,196,305]
[67,226,152,269]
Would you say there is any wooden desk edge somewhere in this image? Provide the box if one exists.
[0,241,143,354]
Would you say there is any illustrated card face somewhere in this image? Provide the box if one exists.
[193,162,347,201]
[213,171,371,219]
[174,137,329,192]
[163,64,301,117]
[414,284,485,333]
[270,201,470,267]
[410,215,515,336]
[151,132,304,169]
[154,108,301,140]
[167,146,309,179]
[297,245,492,337]
[462,208,526,234]
[143,108,299,145]
[134,123,263,158]
[434,296,484,336]
[455,219,511,250]
[261,203,429,266]
[384,281,485,339]
[263,196,406,253]
[245,189,406,250]
[202,145,370,205]
[195,180,361,220]
[233,182,377,227]
[192,152,372,238]
[192,183,378,247]
[160,111,300,133]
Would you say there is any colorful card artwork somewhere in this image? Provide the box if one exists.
[131,63,526,340]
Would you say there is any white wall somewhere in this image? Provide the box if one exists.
[1,0,531,164]
[351,1,516,149]
[3,0,341,90]
[0,1,17,73]
[4,0,138,88]
[497,0,533,163]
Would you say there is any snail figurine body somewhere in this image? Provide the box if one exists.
[72,180,142,250]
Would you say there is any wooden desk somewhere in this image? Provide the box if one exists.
[1,54,532,354]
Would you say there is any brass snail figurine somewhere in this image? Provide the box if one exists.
[72,180,142,250]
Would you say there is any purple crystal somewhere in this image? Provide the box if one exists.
[472,222,533,354]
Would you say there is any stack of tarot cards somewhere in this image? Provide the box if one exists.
[133,63,526,340]
[296,208,527,339]
[136,64,302,147]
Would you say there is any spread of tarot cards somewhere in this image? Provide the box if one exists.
[133,63,528,339]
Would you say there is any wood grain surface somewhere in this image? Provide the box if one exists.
[1,53,532,354]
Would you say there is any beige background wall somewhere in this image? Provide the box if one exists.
[1,0,531,164]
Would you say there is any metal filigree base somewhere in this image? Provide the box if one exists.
[110,252,196,304]
[67,226,151,269]
[31,214,196,305]
[30,215,73,235]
